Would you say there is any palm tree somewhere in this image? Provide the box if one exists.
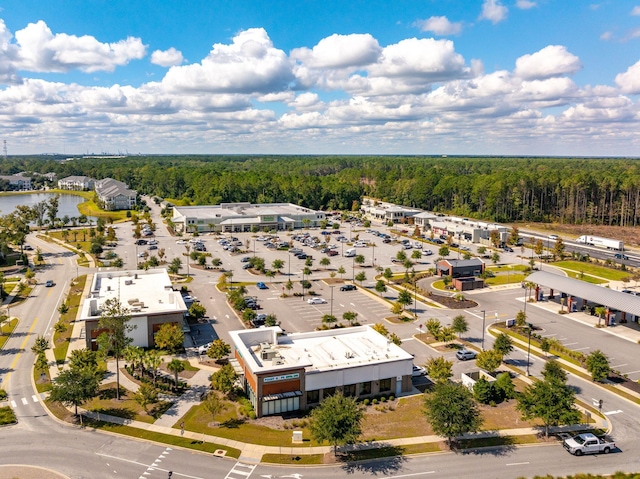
[594,306,607,327]
[167,358,185,389]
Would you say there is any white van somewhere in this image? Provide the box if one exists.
[344,248,356,257]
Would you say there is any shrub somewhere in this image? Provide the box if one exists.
[372,398,378,405]
[363,399,370,406]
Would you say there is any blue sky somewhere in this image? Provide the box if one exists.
[1,0,640,156]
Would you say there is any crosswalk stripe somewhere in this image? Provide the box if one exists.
[32,395,39,403]
[21,397,28,405]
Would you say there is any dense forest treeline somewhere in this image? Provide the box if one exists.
[3,155,640,226]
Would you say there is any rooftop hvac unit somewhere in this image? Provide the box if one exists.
[124,280,132,285]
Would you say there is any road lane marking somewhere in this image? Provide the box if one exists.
[2,317,39,389]
[604,410,623,415]
[573,347,591,351]
[380,472,435,478]
[611,364,628,368]
[32,395,39,402]
[21,397,28,405]
[506,462,530,466]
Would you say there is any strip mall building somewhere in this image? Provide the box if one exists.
[229,326,414,417]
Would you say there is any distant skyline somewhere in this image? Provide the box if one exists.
[1,1,640,156]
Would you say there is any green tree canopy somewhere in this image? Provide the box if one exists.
[97,298,134,400]
[425,356,453,384]
[585,350,611,382]
[154,322,185,353]
[207,339,232,362]
[309,392,364,455]
[423,382,482,446]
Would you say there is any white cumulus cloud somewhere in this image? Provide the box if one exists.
[615,60,640,94]
[291,33,381,69]
[14,20,146,73]
[368,37,468,81]
[151,47,183,67]
[415,16,463,35]
[514,45,581,80]
[631,6,640,15]
[479,0,508,24]
[162,28,293,94]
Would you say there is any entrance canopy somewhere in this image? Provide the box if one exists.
[528,271,640,317]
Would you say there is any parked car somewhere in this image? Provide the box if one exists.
[242,263,252,269]
[456,349,477,361]
[412,365,426,377]
[135,239,148,245]
[340,284,356,291]
[147,245,158,250]
[24,245,33,251]
[198,342,212,355]
[307,297,327,304]
[391,258,404,263]
[327,250,339,256]
[503,246,514,252]
[176,239,187,244]
[256,282,268,290]
[148,240,158,245]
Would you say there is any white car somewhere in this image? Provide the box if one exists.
[412,365,426,377]
[176,240,187,244]
[198,342,212,355]
[307,297,327,304]
[148,240,158,245]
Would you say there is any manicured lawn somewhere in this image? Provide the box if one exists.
[84,383,174,424]
[553,260,631,281]
[488,264,529,272]
[564,271,607,284]
[52,275,87,363]
[485,273,527,286]
[0,318,18,349]
[360,395,540,441]
[180,400,320,447]
[46,188,131,222]
[261,454,324,465]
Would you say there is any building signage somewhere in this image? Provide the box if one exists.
[262,215,275,222]
[264,373,299,383]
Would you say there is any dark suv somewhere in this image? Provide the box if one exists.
[340,284,356,291]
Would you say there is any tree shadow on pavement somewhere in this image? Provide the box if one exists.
[340,445,406,475]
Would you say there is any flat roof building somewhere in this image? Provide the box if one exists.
[230,326,414,417]
[171,202,325,234]
[79,269,188,350]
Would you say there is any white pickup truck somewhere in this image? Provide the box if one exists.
[562,433,616,456]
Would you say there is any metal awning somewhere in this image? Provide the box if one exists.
[263,390,302,402]
[527,271,640,317]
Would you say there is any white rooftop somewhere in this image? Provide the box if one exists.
[173,202,321,220]
[79,268,187,319]
[230,325,413,374]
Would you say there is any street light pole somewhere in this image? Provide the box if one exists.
[185,244,190,277]
[352,257,355,282]
[526,325,532,376]
[481,310,486,351]
[330,286,334,317]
